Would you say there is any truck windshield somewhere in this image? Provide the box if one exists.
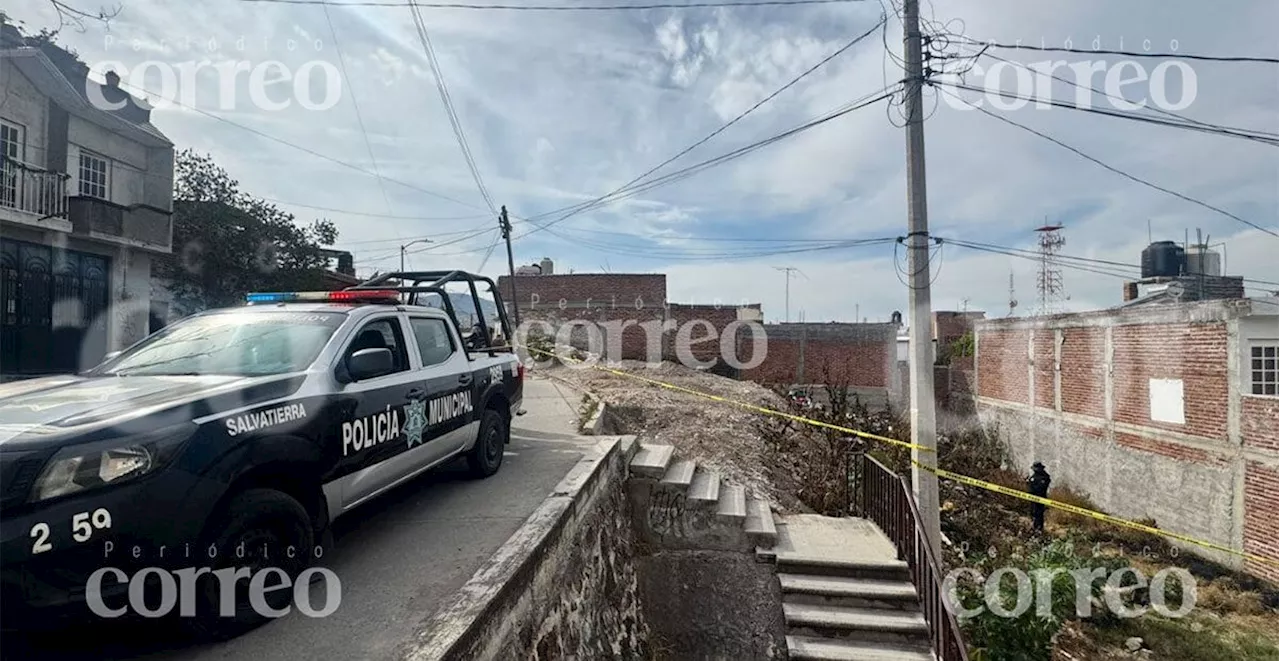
[94,311,346,377]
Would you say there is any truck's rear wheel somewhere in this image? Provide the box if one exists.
[466,408,506,478]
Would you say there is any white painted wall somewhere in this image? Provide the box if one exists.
[0,59,49,168]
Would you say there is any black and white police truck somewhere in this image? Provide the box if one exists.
[0,270,523,638]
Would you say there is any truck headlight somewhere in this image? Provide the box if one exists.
[31,426,192,503]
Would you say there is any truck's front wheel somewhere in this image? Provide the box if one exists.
[185,489,315,641]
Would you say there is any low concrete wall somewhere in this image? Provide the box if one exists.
[637,550,786,660]
[401,437,650,660]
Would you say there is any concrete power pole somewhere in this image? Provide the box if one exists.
[773,266,803,322]
[902,0,941,558]
[499,205,520,326]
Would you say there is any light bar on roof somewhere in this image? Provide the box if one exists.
[245,290,401,304]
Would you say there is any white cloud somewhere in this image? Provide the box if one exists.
[7,0,1274,305]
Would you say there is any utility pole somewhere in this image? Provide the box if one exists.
[773,266,803,322]
[499,205,520,326]
[902,0,941,558]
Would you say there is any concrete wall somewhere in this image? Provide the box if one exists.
[974,299,1279,582]
[637,551,786,660]
[403,438,650,660]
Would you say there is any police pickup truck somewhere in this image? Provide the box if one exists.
[0,271,523,639]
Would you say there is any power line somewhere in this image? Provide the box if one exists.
[934,85,1280,238]
[951,37,1279,64]
[256,198,492,221]
[514,18,888,236]
[322,2,399,221]
[972,50,1279,140]
[108,78,487,212]
[515,85,898,239]
[241,0,869,9]
[941,237,1279,286]
[408,1,499,213]
[941,82,1278,146]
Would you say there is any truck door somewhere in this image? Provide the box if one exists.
[406,315,478,465]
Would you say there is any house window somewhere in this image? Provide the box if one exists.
[0,120,24,208]
[1251,343,1278,396]
[78,151,109,199]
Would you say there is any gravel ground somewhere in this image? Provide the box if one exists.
[540,359,808,512]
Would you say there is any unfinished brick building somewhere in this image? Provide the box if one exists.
[973,297,1279,582]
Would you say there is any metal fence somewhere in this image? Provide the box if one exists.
[860,453,969,661]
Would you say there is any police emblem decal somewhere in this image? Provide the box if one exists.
[404,399,428,448]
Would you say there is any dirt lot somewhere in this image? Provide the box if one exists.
[539,360,812,512]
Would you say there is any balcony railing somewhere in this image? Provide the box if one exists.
[0,160,69,219]
[68,197,173,252]
[861,453,970,661]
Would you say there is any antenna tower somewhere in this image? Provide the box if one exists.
[1035,223,1065,315]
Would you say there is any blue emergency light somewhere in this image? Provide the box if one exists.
[245,290,401,304]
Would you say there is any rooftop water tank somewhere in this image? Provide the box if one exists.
[1185,245,1222,277]
[1141,241,1184,278]
[539,257,554,275]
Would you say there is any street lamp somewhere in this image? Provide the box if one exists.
[400,238,433,272]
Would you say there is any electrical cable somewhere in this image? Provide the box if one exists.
[935,85,1280,238]
[946,37,1279,64]
[408,1,499,213]
[942,82,1278,146]
[513,86,898,239]
[242,0,871,9]
[107,77,487,212]
[515,17,888,236]
[256,199,492,222]
[322,3,399,219]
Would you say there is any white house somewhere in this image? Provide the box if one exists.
[0,31,174,378]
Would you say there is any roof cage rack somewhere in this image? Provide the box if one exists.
[347,270,514,356]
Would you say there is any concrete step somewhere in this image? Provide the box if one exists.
[658,458,697,490]
[779,574,919,610]
[687,468,721,506]
[716,484,747,521]
[785,635,934,661]
[744,498,777,545]
[783,603,928,646]
[775,553,911,582]
[629,443,675,479]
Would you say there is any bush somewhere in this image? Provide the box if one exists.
[957,537,1128,661]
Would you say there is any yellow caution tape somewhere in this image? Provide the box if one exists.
[520,345,931,452]
[520,345,1277,567]
[913,459,1280,567]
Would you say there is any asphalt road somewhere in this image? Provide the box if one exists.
[8,377,593,661]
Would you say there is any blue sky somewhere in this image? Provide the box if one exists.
[9,0,1278,322]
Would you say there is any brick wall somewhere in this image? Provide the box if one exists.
[933,311,984,346]
[1244,461,1279,583]
[498,273,666,311]
[521,307,666,361]
[1033,329,1055,409]
[739,324,895,391]
[975,300,1280,583]
[1242,396,1279,453]
[1061,327,1105,417]
[664,304,757,366]
[977,329,1029,404]
[1112,323,1229,439]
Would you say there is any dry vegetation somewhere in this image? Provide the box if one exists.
[539,354,1278,661]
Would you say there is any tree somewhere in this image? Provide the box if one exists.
[157,149,339,311]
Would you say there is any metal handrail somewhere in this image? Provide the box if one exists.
[862,454,969,661]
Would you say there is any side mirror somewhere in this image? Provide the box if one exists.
[348,348,394,381]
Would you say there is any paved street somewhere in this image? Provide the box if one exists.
[9,376,593,661]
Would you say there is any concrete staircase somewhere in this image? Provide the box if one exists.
[624,439,777,550]
[761,516,936,661]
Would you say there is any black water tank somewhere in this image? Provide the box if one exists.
[1141,241,1184,278]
